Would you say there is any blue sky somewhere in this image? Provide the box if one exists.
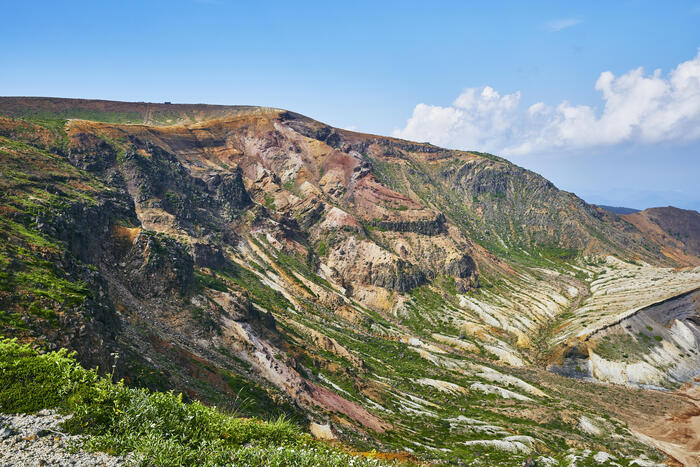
[2,0,699,209]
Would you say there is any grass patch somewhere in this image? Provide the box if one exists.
[595,333,660,361]
[0,216,92,332]
[263,193,275,210]
[0,338,391,466]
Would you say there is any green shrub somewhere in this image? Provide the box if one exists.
[0,340,96,413]
[0,338,390,466]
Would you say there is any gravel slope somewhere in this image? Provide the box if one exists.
[0,410,128,467]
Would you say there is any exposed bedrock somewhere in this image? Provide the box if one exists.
[370,213,446,236]
[295,198,326,230]
[67,132,118,173]
[369,259,428,293]
[114,230,195,299]
[445,253,477,279]
[550,288,700,387]
[205,168,252,212]
[190,242,228,270]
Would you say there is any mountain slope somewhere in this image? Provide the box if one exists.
[623,206,700,266]
[1,97,699,465]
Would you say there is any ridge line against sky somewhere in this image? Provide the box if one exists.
[1,0,699,210]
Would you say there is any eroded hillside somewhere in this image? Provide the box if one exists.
[623,207,700,266]
[1,97,699,465]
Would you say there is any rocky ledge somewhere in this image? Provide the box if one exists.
[370,213,446,236]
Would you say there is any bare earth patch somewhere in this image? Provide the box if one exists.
[629,382,700,466]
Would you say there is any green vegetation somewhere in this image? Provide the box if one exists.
[222,262,292,311]
[188,305,220,333]
[537,245,578,261]
[315,239,328,257]
[194,270,229,293]
[595,333,661,361]
[5,108,143,124]
[0,338,389,466]
[222,371,304,424]
[468,151,505,162]
[0,215,91,332]
[12,116,70,153]
[263,193,275,210]
[0,339,79,413]
[195,260,292,313]
[163,190,183,212]
[283,178,297,193]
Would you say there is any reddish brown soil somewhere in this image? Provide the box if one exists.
[306,381,391,433]
[624,208,700,267]
[629,383,700,466]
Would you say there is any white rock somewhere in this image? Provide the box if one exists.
[593,451,615,463]
[579,415,602,436]
[309,422,336,440]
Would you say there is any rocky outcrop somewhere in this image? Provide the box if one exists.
[445,253,476,279]
[550,288,700,387]
[369,260,428,293]
[67,132,118,173]
[206,168,252,214]
[0,410,129,466]
[295,198,327,230]
[117,144,251,233]
[371,213,446,236]
[190,242,228,270]
[116,231,194,298]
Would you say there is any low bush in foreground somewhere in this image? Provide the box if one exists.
[0,338,390,466]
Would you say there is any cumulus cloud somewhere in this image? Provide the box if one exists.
[395,87,520,150]
[545,18,582,32]
[393,50,700,156]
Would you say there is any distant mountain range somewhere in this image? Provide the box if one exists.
[597,205,641,215]
[623,206,700,263]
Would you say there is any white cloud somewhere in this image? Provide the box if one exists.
[545,18,582,32]
[396,87,520,150]
[393,50,700,156]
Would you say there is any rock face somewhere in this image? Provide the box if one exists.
[369,259,428,293]
[117,231,194,298]
[445,254,476,279]
[551,288,700,387]
[370,213,446,236]
[1,98,699,464]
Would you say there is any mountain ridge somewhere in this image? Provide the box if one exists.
[623,206,700,265]
[598,205,641,215]
[1,96,699,465]
[0,96,280,126]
